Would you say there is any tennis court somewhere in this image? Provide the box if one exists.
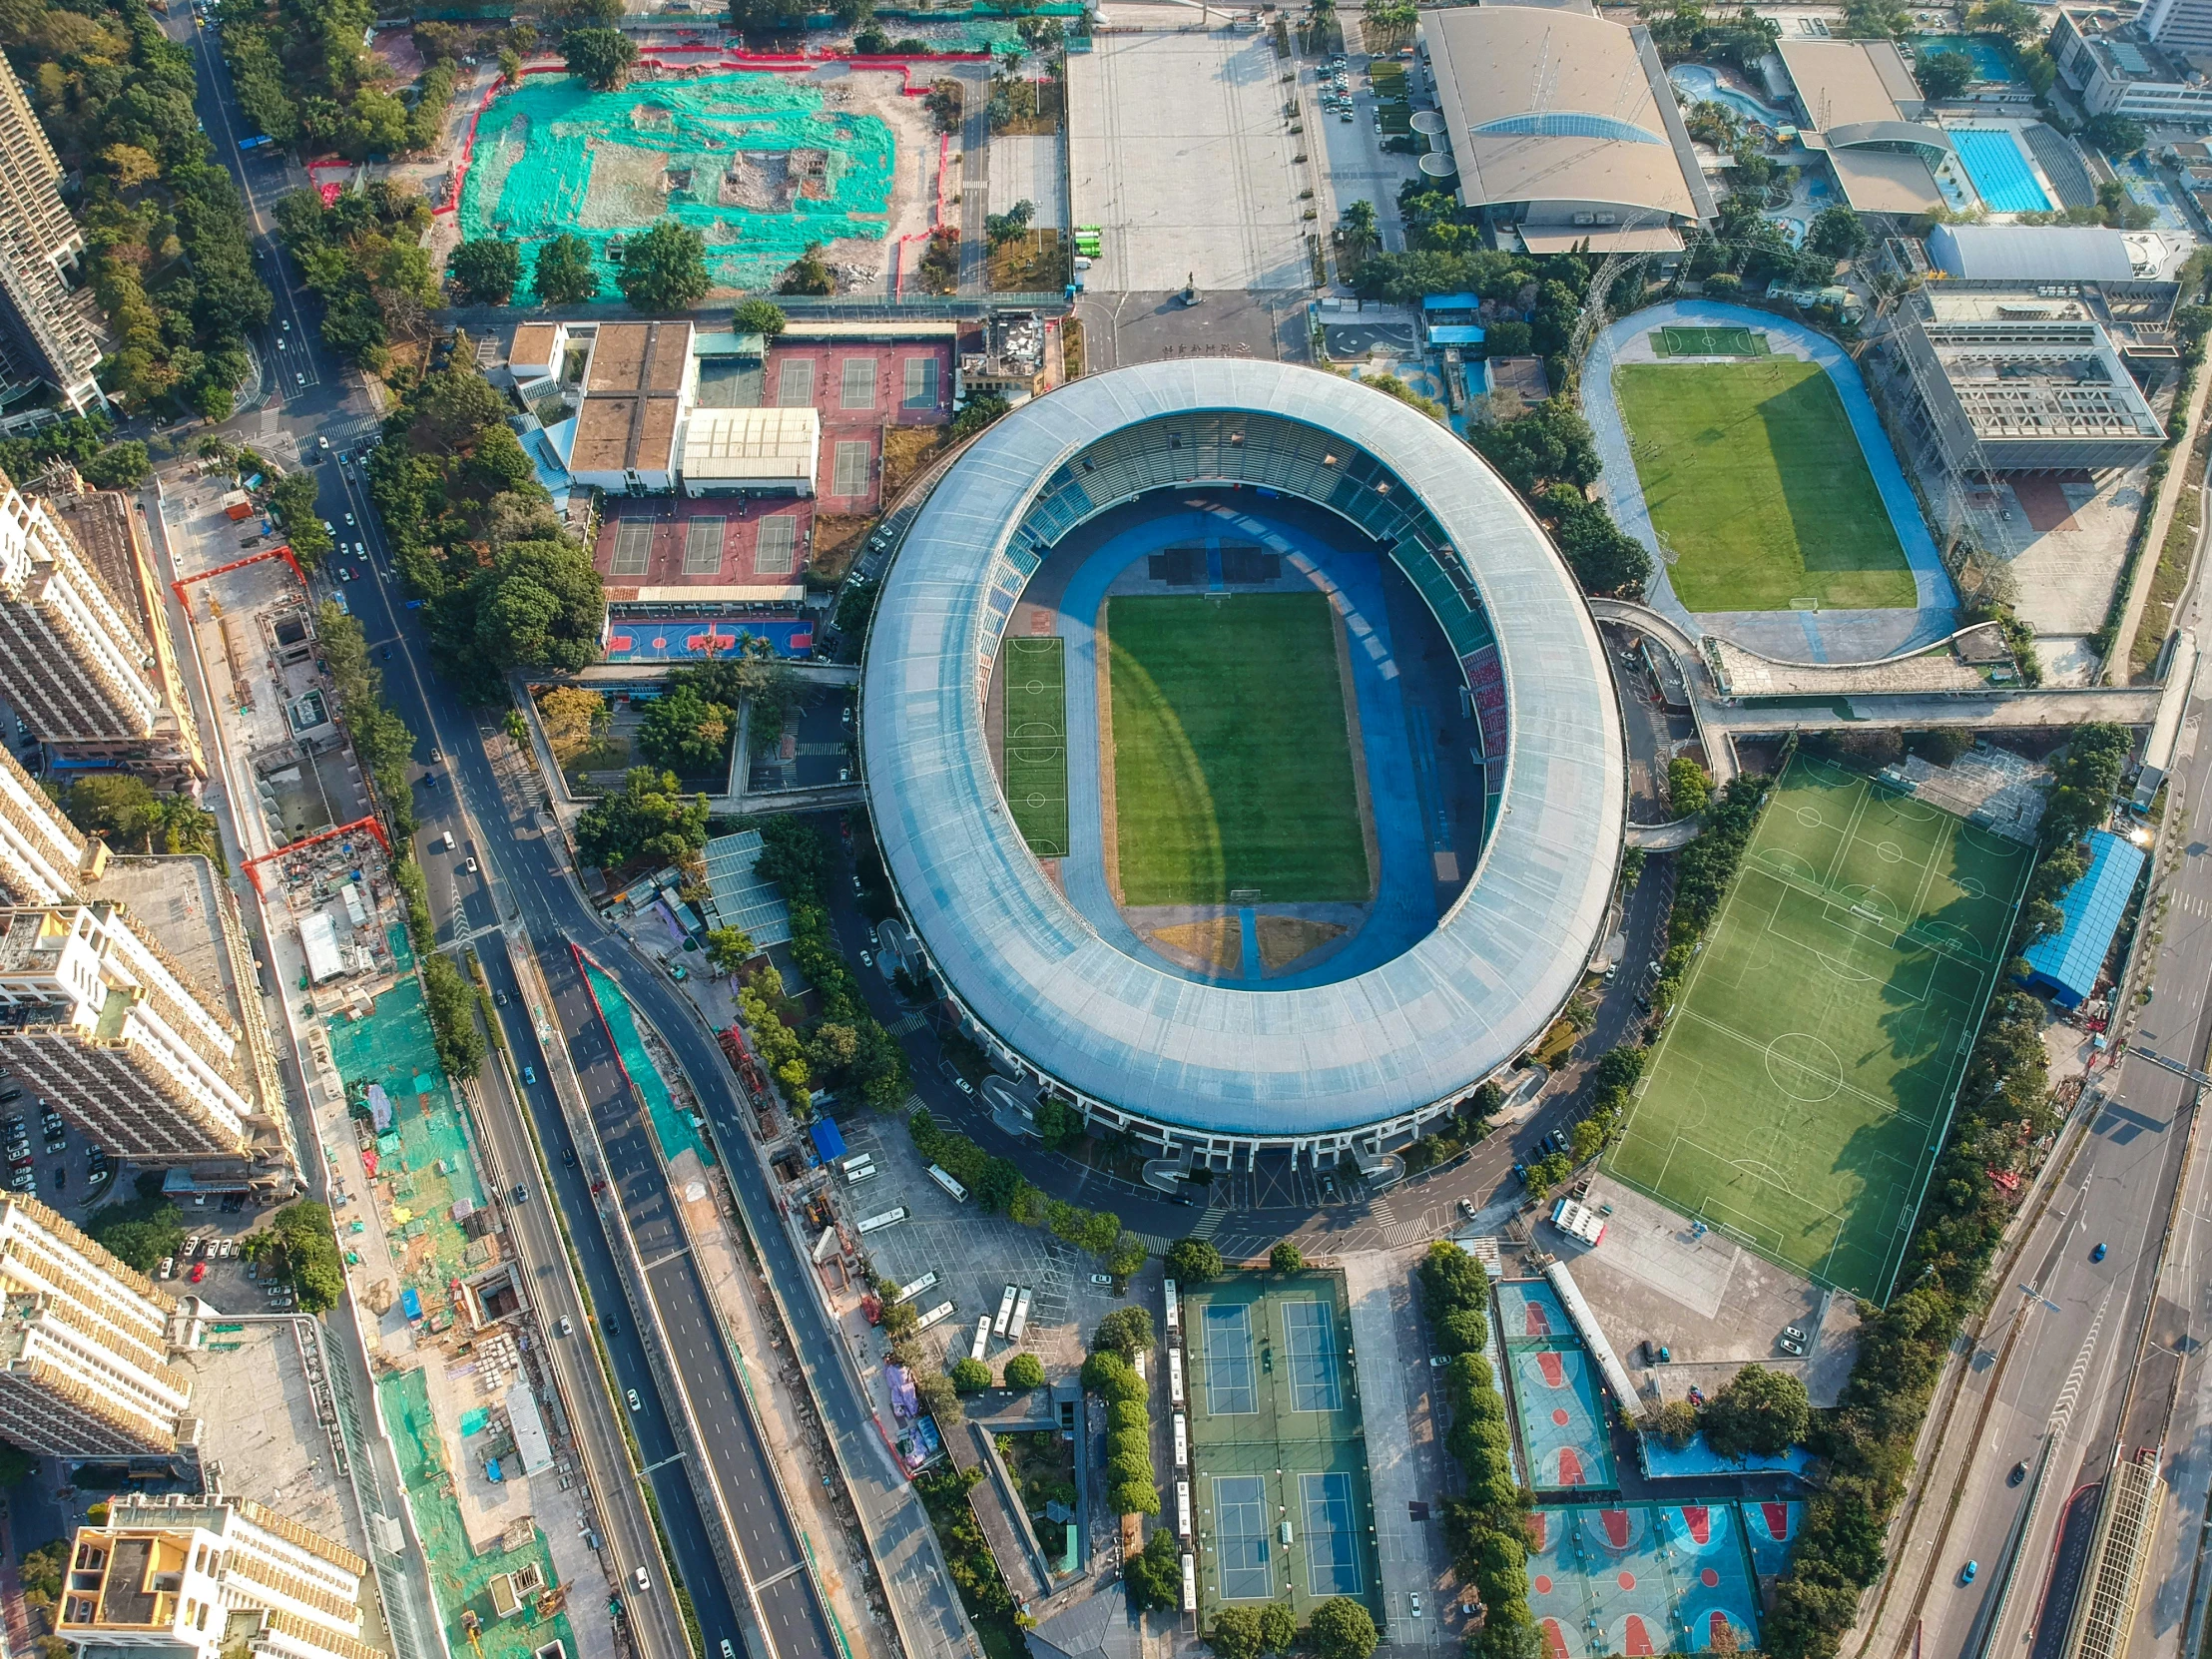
[1606,753,2032,1303]
[1526,1504,1762,1659]
[1002,637,1069,857]
[1185,1271,1379,1624]
[1653,325,1770,357]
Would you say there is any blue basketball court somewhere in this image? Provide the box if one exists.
[1525,1504,1762,1659]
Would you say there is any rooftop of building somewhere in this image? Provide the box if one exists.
[1422,5,1703,221]
[507,322,560,367]
[680,406,820,479]
[2059,8,2207,81]
[583,321,693,395]
[570,396,682,478]
[1776,37,1927,129]
[93,858,240,1029]
[1928,222,2140,281]
[1909,300,2165,439]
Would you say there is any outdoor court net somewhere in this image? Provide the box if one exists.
[1604,753,2032,1303]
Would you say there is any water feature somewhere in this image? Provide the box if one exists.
[1669,63,1793,128]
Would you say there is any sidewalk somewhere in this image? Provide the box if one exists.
[1341,1253,1448,1652]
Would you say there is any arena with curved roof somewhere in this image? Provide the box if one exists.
[859,361,1626,1164]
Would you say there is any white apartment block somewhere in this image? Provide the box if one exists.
[60,1495,376,1659]
[2143,0,2212,53]
[0,903,255,1161]
[0,743,100,906]
[0,1193,189,1456]
[0,475,165,746]
[0,70,102,413]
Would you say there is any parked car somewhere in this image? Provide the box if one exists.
[159,1257,174,1279]
[188,1261,207,1284]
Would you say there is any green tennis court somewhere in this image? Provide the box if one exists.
[1002,637,1069,857]
[1605,754,2033,1302]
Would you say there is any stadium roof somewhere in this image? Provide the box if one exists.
[860,360,1625,1139]
[2020,829,2144,1008]
[1927,223,2138,282]
[1423,6,1704,224]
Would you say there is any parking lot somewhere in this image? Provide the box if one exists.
[0,1087,117,1210]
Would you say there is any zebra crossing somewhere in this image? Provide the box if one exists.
[889,1012,926,1036]
[1190,1204,1228,1240]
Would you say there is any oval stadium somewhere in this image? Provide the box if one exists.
[860,359,1626,1166]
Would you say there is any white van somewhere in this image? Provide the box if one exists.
[441,831,455,851]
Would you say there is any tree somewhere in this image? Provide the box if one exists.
[533,234,601,304]
[1669,757,1713,816]
[1092,1306,1155,1357]
[1436,1307,1488,1356]
[704,926,756,974]
[449,239,522,304]
[985,199,1035,249]
[85,1193,184,1273]
[779,242,835,296]
[1340,198,1380,256]
[1838,0,1912,34]
[950,1357,992,1392]
[2084,113,2147,157]
[82,443,151,490]
[911,1365,961,1424]
[1165,1236,1223,1285]
[618,220,711,312]
[1807,203,1872,261]
[1004,1353,1045,1389]
[271,1201,346,1313]
[638,684,735,774]
[1656,1397,1701,1449]
[421,953,485,1082]
[564,27,638,89]
[60,773,157,841]
[576,767,710,869]
[467,540,608,675]
[1967,0,2042,35]
[1258,1605,1296,1656]
[1914,47,1974,100]
[537,687,608,766]
[1270,1241,1305,1276]
[1211,1608,1265,1659]
[1702,1364,1811,1457]
[1311,1597,1379,1659]
[734,299,789,337]
[951,392,1012,442]
[1126,1528,1183,1611]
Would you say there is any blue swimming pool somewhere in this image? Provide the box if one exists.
[1908,33,2018,83]
[1669,64,1793,128]
[1950,128,2050,213]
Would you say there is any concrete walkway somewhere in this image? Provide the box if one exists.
[1342,1254,1447,1652]
[1581,299,1956,663]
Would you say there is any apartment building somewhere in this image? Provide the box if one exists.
[0,743,101,906]
[0,472,168,749]
[0,902,258,1163]
[59,1494,376,1659]
[0,1193,190,1457]
[0,70,102,412]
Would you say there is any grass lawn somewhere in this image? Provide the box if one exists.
[1604,755,2031,1303]
[1615,358,1917,612]
[1107,593,1369,905]
[1002,637,1069,857]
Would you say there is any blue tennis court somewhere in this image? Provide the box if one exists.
[1203,1304,1257,1414]
[1950,128,2050,213]
[1282,1300,1344,1412]
[1300,1472,1362,1596]
[1214,1475,1275,1599]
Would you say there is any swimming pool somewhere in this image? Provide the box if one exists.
[1670,64,1793,127]
[1908,33,2018,83]
[1949,128,2050,213]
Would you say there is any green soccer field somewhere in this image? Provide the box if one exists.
[1002,637,1069,857]
[1615,359,1917,613]
[1106,593,1371,905]
[1654,325,1770,357]
[1604,755,2033,1303]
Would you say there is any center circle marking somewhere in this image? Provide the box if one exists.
[1764,1032,1844,1102]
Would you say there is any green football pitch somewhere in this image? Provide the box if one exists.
[1002,637,1069,857]
[1604,755,2032,1303]
[1106,593,1370,905]
[1653,325,1770,357]
[1615,358,1917,613]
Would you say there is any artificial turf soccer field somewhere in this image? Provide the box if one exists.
[1002,637,1069,857]
[1183,1272,1380,1625]
[1615,358,1918,613]
[1604,756,2033,1303]
[1653,325,1770,357]
[1105,593,1371,905]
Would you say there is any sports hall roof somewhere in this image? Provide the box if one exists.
[2020,829,2144,1008]
[860,360,1625,1138]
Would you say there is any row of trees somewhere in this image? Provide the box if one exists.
[217,0,500,158]
[908,1105,1147,1275]
[576,768,710,871]
[450,220,716,310]
[275,184,439,373]
[1,0,268,417]
[53,774,224,869]
[1084,1308,1160,1515]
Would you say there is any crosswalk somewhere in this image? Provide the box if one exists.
[889,1012,925,1036]
[1370,1194,1396,1227]
[1190,1204,1228,1240]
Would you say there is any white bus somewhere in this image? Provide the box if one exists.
[915,1300,956,1331]
[1164,1278,1180,1335]
[1134,1349,1147,1384]
[1179,1553,1196,1614]
[856,1207,909,1235]
[841,1153,874,1179]
[993,1284,1018,1338]
[1172,1411,1188,1470]
[898,1270,940,1303]
[926,1164,969,1204]
[1168,1349,1185,1409]
[1008,1288,1033,1344]
[971,1317,992,1362]
[1175,1480,1192,1540]
[844,1165,878,1188]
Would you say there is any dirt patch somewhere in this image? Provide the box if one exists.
[578,140,675,230]
[883,425,947,499]
[1148,917,1240,975]
[1257,914,1345,972]
[811,513,872,583]
[989,227,1068,292]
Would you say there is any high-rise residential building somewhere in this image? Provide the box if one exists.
[58,1494,376,1659]
[2142,0,2212,52]
[0,70,102,413]
[0,473,168,748]
[0,743,102,906]
[0,902,257,1162]
[0,1193,191,1457]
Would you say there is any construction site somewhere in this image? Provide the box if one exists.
[456,66,945,295]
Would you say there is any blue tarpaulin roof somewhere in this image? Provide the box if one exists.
[2021,829,2144,1007]
[1423,292,1480,310]
[811,1118,848,1163]
[1428,325,1487,344]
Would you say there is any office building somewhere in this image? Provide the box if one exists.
[0,69,103,412]
[0,472,169,751]
[2051,10,2212,123]
[0,1193,191,1457]
[59,1494,375,1659]
[2142,0,2212,54]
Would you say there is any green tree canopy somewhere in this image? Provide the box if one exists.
[576,767,710,869]
[950,1357,992,1392]
[1004,1353,1045,1389]
[1211,1608,1264,1659]
[1807,203,1872,260]
[1270,1241,1305,1276]
[82,442,151,490]
[1164,1236,1222,1285]
[1311,1597,1379,1659]
[705,926,756,973]
[618,220,711,312]
[1257,1604,1296,1656]
[638,683,735,775]
[734,298,790,336]
[1914,47,1974,100]
[533,234,601,304]
[1092,1306,1155,1357]
[563,26,638,89]
[469,540,608,674]
[448,238,521,304]
[1702,1363,1811,1457]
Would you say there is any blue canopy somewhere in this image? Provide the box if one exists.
[810,1118,848,1163]
[1422,292,1480,310]
[2020,830,2144,1008]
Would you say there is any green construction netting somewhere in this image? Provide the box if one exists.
[327,978,488,1326]
[460,73,896,296]
[583,963,712,1169]
[377,1368,578,1659]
